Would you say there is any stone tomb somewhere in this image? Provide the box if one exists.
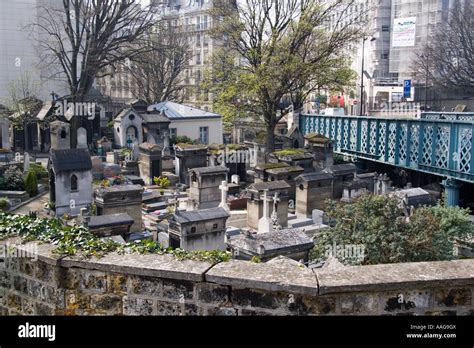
[253,162,290,183]
[48,148,93,217]
[138,142,163,186]
[341,180,368,203]
[269,150,314,172]
[94,185,144,233]
[175,144,208,186]
[391,187,435,209]
[168,207,230,251]
[266,165,304,204]
[188,166,229,209]
[87,213,134,240]
[49,121,70,150]
[323,164,357,199]
[304,133,334,169]
[228,228,314,262]
[246,181,290,230]
[295,172,334,217]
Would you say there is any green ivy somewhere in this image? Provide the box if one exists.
[0,213,231,263]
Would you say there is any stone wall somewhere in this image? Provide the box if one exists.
[0,239,473,316]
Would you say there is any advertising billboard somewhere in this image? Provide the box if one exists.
[392,17,417,47]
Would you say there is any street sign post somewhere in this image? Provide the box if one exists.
[404,80,411,99]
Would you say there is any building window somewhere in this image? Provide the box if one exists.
[191,227,197,233]
[199,127,209,144]
[61,128,67,139]
[213,223,218,229]
[169,128,177,138]
[71,174,78,192]
[381,53,389,60]
[382,25,389,32]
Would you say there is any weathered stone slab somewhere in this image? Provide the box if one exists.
[205,257,318,296]
[315,259,474,295]
[60,252,212,282]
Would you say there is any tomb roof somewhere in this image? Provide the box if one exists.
[248,180,291,191]
[89,213,134,229]
[323,163,357,175]
[266,166,304,175]
[49,148,92,172]
[189,166,229,175]
[229,228,314,254]
[174,207,230,224]
[296,172,333,182]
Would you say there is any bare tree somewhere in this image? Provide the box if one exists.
[124,22,188,104]
[33,0,157,147]
[210,0,367,152]
[413,2,474,94]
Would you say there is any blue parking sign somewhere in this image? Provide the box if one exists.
[404,80,411,98]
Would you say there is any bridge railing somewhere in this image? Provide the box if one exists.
[421,112,474,122]
[299,114,474,182]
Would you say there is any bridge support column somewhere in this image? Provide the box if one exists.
[442,178,461,207]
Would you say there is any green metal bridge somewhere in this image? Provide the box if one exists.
[299,112,474,206]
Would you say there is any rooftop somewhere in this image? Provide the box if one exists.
[147,101,221,120]
[297,172,333,182]
[174,208,230,224]
[266,166,305,175]
[323,164,357,175]
[249,180,291,192]
[228,228,314,254]
[189,166,229,175]
[49,149,92,172]
[89,213,134,229]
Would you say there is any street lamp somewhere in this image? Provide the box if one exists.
[420,53,429,111]
[360,37,376,116]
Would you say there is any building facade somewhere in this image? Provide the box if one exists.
[97,0,216,110]
[325,0,463,115]
[0,0,68,101]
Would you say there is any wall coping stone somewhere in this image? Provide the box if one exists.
[205,257,319,296]
[59,252,212,282]
[2,238,474,296]
[314,259,474,295]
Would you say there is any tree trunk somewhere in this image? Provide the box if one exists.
[265,122,276,155]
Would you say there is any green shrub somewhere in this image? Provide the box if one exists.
[25,170,38,197]
[0,212,231,262]
[0,198,9,212]
[154,176,170,188]
[310,193,474,266]
[3,166,25,191]
[29,163,48,179]
[171,135,194,145]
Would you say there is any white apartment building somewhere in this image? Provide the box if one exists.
[0,0,68,102]
[97,0,216,111]
[325,0,462,115]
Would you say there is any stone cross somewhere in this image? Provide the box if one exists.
[258,189,272,234]
[271,192,281,232]
[219,180,230,211]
